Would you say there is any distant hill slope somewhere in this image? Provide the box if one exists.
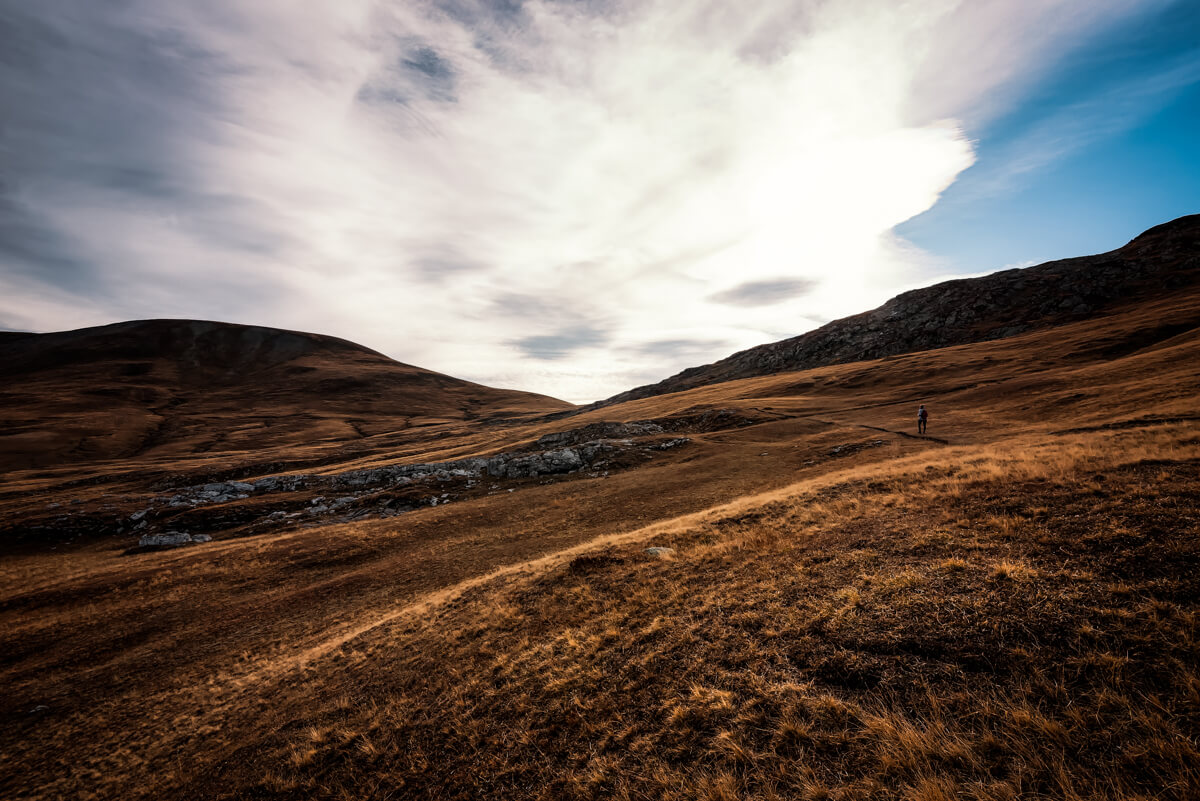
[599,214,1200,407]
[0,319,571,470]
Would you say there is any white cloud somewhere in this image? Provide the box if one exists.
[0,0,1166,402]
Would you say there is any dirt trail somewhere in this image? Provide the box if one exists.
[855,423,950,444]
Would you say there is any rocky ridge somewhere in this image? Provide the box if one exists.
[599,214,1200,406]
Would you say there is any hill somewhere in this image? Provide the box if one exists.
[1,218,1198,800]
[599,214,1200,406]
[0,319,572,471]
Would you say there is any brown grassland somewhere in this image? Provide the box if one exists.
[2,289,1200,800]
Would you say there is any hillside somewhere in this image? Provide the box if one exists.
[1,220,1199,800]
[0,319,571,471]
[600,214,1200,406]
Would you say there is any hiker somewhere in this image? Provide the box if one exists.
[917,404,928,435]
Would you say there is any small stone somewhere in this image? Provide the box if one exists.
[645,547,675,557]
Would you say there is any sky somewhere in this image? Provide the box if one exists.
[1,0,1197,403]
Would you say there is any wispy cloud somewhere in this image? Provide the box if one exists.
[709,278,819,307]
[963,49,1200,198]
[0,0,1164,401]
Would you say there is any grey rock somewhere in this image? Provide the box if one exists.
[535,421,664,448]
[645,547,675,557]
[250,474,310,492]
[138,531,211,548]
[165,480,255,507]
[646,437,690,451]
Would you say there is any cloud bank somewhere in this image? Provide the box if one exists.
[0,0,1161,401]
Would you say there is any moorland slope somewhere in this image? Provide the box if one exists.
[1,220,1199,800]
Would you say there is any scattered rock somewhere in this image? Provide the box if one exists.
[645,437,691,451]
[134,435,695,535]
[137,531,212,549]
[249,474,309,493]
[645,547,676,558]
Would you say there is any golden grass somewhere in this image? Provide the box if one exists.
[125,421,1193,801]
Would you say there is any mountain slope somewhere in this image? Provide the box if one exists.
[3,280,1199,801]
[600,214,1200,406]
[0,319,571,470]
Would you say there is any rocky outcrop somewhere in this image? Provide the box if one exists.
[150,436,693,511]
[164,482,255,507]
[534,421,664,449]
[598,215,1200,406]
[109,433,695,551]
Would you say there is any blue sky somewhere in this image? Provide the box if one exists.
[0,0,1196,402]
[899,1,1200,274]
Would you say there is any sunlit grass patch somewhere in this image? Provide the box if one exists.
[989,559,1038,581]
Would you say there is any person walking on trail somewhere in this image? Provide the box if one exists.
[917,404,929,435]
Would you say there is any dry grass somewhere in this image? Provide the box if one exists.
[151,423,1198,801]
[3,294,1200,800]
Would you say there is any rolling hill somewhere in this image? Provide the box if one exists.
[1,216,1198,800]
[0,318,572,471]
